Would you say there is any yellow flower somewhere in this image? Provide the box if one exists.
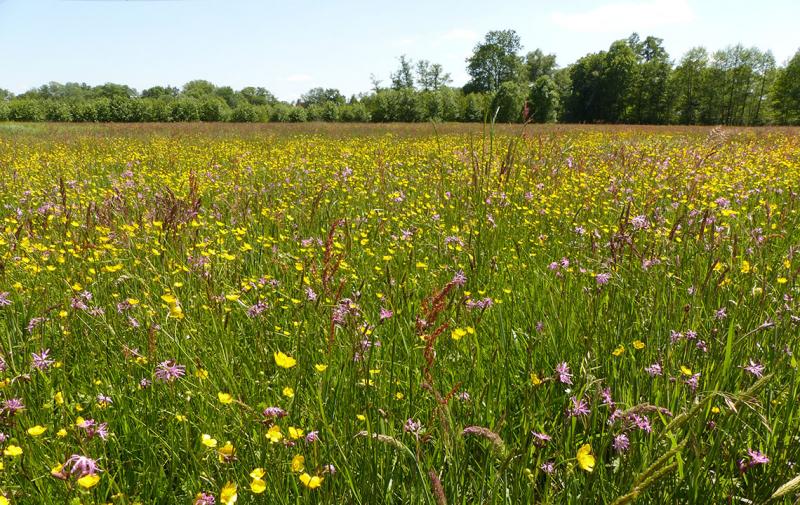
[3,445,22,457]
[291,454,305,472]
[77,473,100,489]
[612,345,625,356]
[314,364,328,372]
[288,426,304,440]
[451,327,467,340]
[680,365,692,376]
[217,441,235,463]
[27,425,47,436]
[576,444,595,472]
[220,481,238,505]
[274,351,297,369]
[778,277,788,284]
[56,428,67,438]
[282,387,294,398]
[299,473,324,489]
[51,463,64,476]
[632,340,645,350]
[201,434,218,448]
[530,372,542,386]
[54,391,64,405]
[266,425,283,443]
[249,468,266,479]
[175,414,187,422]
[740,260,751,273]
[250,478,266,494]
[0,495,8,505]
[195,369,209,380]
[218,392,233,404]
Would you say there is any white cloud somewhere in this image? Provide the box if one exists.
[440,28,478,42]
[551,0,695,33]
[286,74,312,82]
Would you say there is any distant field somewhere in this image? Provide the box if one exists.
[0,123,798,504]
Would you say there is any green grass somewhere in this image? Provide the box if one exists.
[0,124,798,504]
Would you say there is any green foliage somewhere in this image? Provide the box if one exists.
[229,102,259,122]
[0,33,796,125]
[529,75,560,123]
[491,81,527,122]
[170,98,201,122]
[771,50,800,125]
[465,30,525,93]
[8,99,46,121]
[198,96,230,122]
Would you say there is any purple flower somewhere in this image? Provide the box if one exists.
[531,431,551,446]
[555,362,573,385]
[742,360,765,378]
[567,396,591,418]
[451,271,467,286]
[247,300,269,318]
[305,431,319,443]
[305,287,318,301]
[715,307,727,320]
[613,433,630,453]
[596,273,611,285]
[540,461,555,474]
[0,292,11,307]
[631,215,649,230]
[645,363,663,377]
[600,388,614,407]
[631,414,652,433]
[747,449,769,465]
[96,394,112,407]
[262,407,287,419]
[63,454,101,477]
[2,398,25,415]
[379,307,393,320]
[194,493,216,505]
[32,349,55,370]
[684,373,701,392]
[404,418,424,437]
[26,316,48,333]
[154,360,186,382]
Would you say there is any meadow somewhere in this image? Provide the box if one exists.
[0,122,798,504]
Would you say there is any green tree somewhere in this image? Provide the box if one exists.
[464,30,524,93]
[239,87,276,106]
[181,80,216,99]
[670,47,709,124]
[772,49,800,124]
[300,88,345,107]
[491,81,527,123]
[142,86,179,99]
[416,60,452,91]
[391,55,416,90]
[525,49,557,82]
[626,35,673,123]
[529,75,560,122]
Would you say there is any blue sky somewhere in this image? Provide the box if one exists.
[1,0,798,101]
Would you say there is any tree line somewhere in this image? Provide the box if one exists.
[2,30,799,125]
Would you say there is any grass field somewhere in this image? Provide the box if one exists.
[0,122,799,504]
